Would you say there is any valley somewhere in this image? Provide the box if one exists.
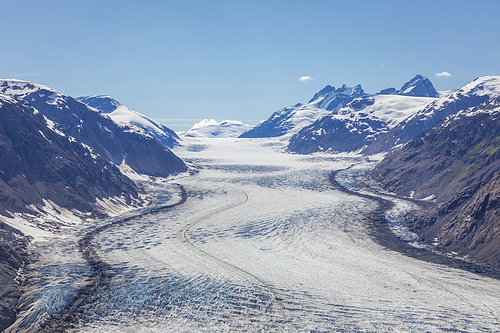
[6,138,500,332]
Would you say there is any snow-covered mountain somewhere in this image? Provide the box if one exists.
[180,119,254,138]
[287,75,438,154]
[0,80,186,177]
[363,75,500,154]
[287,94,436,154]
[77,95,179,148]
[239,84,365,138]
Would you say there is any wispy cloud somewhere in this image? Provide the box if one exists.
[299,76,314,82]
[436,71,452,78]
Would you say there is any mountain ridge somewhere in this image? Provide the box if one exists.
[287,75,438,154]
[239,83,366,139]
[363,75,500,154]
[0,80,187,177]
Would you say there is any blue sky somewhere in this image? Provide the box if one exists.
[1,0,499,131]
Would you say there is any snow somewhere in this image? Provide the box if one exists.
[179,119,254,138]
[8,137,500,332]
[77,96,180,148]
[407,75,500,123]
[333,95,436,128]
[268,104,333,138]
[0,79,58,99]
[108,105,166,136]
[441,97,500,127]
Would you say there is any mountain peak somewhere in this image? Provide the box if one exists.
[308,84,365,110]
[377,75,439,98]
[308,85,336,104]
[397,74,438,97]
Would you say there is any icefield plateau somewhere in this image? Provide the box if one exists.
[7,137,500,332]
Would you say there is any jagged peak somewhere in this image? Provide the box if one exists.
[397,74,438,97]
[308,85,336,104]
[308,83,364,107]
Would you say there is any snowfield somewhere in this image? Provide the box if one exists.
[7,138,500,332]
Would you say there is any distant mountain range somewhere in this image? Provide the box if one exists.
[239,84,366,138]
[181,119,254,138]
[287,75,441,154]
[364,76,500,154]
[239,75,440,151]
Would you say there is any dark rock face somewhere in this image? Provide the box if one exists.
[434,172,500,269]
[76,95,122,113]
[372,96,500,269]
[0,221,30,331]
[117,128,187,177]
[372,97,500,202]
[0,95,140,219]
[0,80,186,177]
[364,76,500,154]
[379,87,397,95]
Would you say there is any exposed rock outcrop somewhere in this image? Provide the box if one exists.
[372,96,500,269]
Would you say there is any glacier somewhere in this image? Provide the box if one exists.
[6,137,500,332]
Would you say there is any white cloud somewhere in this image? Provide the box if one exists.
[436,71,452,78]
[299,76,314,82]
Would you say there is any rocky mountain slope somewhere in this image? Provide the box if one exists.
[0,80,187,177]
[0,221,30,331]
[372,96,500,269]
[0,94,143,329]
[287,75,438,154]
[363,75,500,154]
[239,84,365,138]
[0,94,142,224]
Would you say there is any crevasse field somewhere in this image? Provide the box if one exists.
[8,138,500,332]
